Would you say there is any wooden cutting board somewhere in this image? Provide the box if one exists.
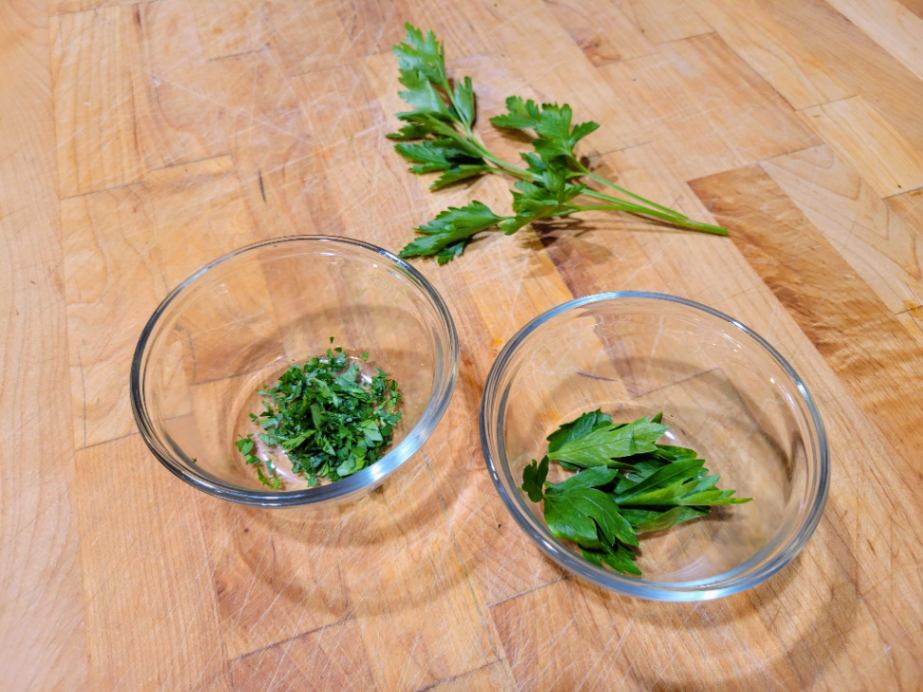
[3,0,923,688]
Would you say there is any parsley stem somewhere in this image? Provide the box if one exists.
[573,199,728,235]
[468,140,727,235]
[467,138,534,181]
[431,125,487,160]
[580,188,688,217]
[486,158,533,181]
[575,163,686,218]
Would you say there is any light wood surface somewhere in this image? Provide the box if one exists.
[3,0,923,689]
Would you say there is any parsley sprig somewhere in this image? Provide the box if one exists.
[236,342,402,489]
[390,24,728,264]
[522,411,750,576]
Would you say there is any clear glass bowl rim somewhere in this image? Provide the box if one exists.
[130,235,459,507]
[479,290,830,601]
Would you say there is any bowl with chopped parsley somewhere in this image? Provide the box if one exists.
[131,236,458,506]
[481,292,828,600]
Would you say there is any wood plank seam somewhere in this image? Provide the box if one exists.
[590,34,819,174]
[76,349,88,448]
[758,145,923,318]
[205,46,267,62]
[57,181,135,201]
[884,183,923,198]
[144,152,232,175]
[764,143,923,211]
[487,575,568,610]
[656,29,717,44]
[799,95,923,196]
[207,45,272,63]
[49,0,162,19]
[415,659,507,691]
[825,0,923,82]
[791,93,856,111]
[154,72,313,147]
[73,416,191,453]
[227,614,355,666]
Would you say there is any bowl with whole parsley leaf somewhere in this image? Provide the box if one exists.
[131,236,458,507]
[481,292,828,600]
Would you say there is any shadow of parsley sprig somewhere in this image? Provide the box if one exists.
[521,411,750,576]
[388,23,728,264]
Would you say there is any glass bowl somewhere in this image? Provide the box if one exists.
[131,236,458,507]
[480,291,828,601]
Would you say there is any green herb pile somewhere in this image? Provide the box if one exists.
[522,411,750,576]
[236,341,402,489]
[389,24,727,264]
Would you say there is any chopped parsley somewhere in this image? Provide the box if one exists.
[237,341,402,489]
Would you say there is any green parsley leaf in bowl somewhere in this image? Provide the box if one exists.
[481,292,828,601]
[521,410,750,578]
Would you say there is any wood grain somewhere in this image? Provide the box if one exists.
[761,145,923,314]
[800,96,923,197]
[546,0,655,66]
[486,0,648,153]
[75,436,229,689]
[826,0,923,81]
[195,500,350,660]
[4,0,923,689]
[427,661,514,691]
[266,0,404,77]
[49,0,145,15]
[690,165,923,469]
[62,156,255,448]
[210,51,320,237]
[599,33,818,180]
[761,0,923,151]
[901,0,923,19]
[0,2,87,689]
[131,0,230,171]
[193,0,268,60]
[614,0,713,43]
[688,0,853,109]
[228,620,376,690]
[51,6,142,197]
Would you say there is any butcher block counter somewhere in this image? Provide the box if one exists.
[3,0,923,689]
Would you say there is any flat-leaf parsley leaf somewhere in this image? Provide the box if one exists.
[522,411,750,576]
